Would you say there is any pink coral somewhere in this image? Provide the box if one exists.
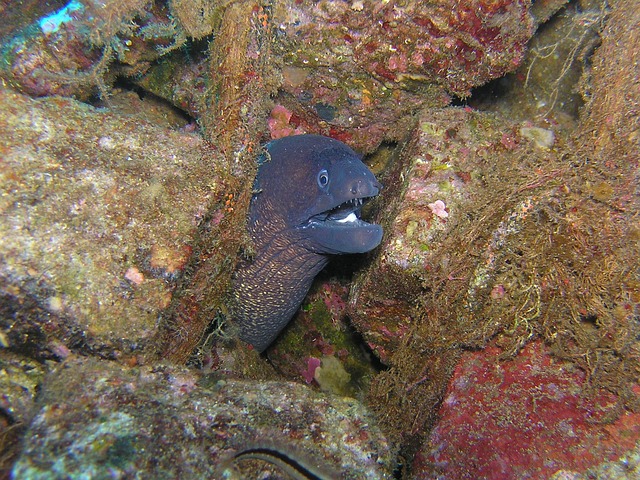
[428,200,449,219]
[301,357,321,384]
[268,105,305,139]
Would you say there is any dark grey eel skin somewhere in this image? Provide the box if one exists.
[231,134,383,352]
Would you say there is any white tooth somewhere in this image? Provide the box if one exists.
[337,212,358,223]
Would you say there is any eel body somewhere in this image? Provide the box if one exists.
[231,134,383,352]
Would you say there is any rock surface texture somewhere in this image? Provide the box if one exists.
[12,357,394,479]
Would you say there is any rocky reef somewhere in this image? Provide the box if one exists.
[1,0,639,478]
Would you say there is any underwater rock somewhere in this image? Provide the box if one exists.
[12,357,394,479]
[267,0,535,151]
[346,107,561,453]
[2,0,538,150]
[550,444,640,479]
[0,0,173,99]
[472,0,605,125]
[352,0,640,468]
[413,341,640,478]
[348,107,555,364]
[135,49,210,123]
[0,87,223,360]
[138,0,537,152]
[346,106,559,457]
[350,97,640,459]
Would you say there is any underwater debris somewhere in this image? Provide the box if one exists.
[154,0,274,364]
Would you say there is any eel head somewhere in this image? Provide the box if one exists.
[252,134,383,255]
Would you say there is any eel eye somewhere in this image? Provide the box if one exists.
[317,169,329,189]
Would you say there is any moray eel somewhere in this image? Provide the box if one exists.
[219,444,340,479]
[231,134,383,352]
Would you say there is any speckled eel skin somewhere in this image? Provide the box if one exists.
[231,134,383,352]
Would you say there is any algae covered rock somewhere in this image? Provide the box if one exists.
[265,0,536,151]
[0,87,224,360]
[140,0,537,152]
[349,107,558,364]
[347,0,640,470]
[349,89,639,462]
[415,341,640,478]
[13,357,394,479]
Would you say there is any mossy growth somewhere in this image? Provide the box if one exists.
[314,355,352,397]
[266,277,380,397]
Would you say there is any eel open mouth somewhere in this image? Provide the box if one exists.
[297,157,383,254]
[301,194,382,254]
[308,196,375,227]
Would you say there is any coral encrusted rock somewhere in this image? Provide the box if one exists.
[414,341,640,478]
